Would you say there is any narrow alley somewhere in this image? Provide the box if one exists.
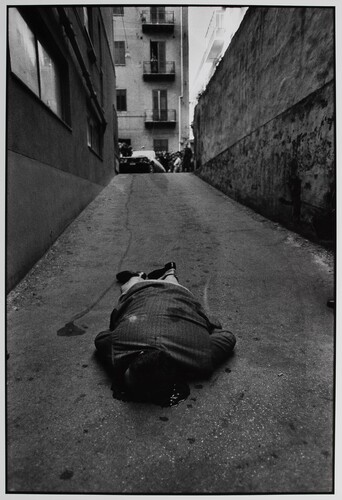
[6,173,334,494]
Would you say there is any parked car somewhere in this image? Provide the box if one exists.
[119,150,166,173]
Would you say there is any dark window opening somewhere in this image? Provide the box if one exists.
[150,41,166,73]
[98,20,104,106]
[114,41,126,65]
[87,108,103,157]
[113,7,124,16]
[152,89,167,121]
[150,6,166,23]
[116,89,127,111]
[119,138,131,146]
[154,139,168,153]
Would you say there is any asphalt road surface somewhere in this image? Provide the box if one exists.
[7,173,334,493]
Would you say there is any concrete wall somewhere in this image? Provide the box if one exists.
[7,152,103,289]
[194,7,335,240]
[7,7,117,291]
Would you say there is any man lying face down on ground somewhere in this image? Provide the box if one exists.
[95,262,236,406]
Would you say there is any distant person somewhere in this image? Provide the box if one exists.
[151,54,158,73]
[94,262,236,405]
[120,142,132,157]
[173,152,182,173]
[157,152,169,171]
[182,144,193,172]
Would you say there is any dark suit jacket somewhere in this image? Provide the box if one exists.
[95,281,235,377]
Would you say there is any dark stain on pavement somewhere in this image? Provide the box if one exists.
[60,469,74,480]
[187,438,196,444]
[225,368,231,373]
[57,322,86,336]
[111,381,190,407]
[159,416,169,422]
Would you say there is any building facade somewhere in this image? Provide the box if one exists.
[7,6,118,291]
[113,6,189,154]
[191,7,247,101]
[189,7,247,137]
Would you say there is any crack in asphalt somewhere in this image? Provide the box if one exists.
[67,176,135,324]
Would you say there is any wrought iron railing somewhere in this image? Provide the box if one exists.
[145,109,176,122]
[143,61,175,75]
[141,10,174,25]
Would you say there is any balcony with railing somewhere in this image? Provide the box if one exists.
[143,61,175,81]
[204,10,226,62]
[145,109,176,128]
[141,9,175,33]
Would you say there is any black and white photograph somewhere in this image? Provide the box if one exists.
[5,0,337,495]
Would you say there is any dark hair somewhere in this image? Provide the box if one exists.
[125,350,186,404]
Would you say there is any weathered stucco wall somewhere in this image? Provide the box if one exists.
[194,7,335,239]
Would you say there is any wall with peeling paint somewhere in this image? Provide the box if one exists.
[193,7,335,240]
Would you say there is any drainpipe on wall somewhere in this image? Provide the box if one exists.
[57,7,107,129]
[178,7,183,151]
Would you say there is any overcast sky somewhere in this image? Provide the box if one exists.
[188,6,215,91]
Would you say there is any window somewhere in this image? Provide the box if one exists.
[152,89,167,121]
[83,7,96,62]
[8,8,64,119]
[98,20,104,106]
[116,89,126,111]
[87,108,103,156]
[151,6,166,23]
[114,41,126,65]
[150,41,166,73]
[119,138,131,146]
[83,7,94,40]
[154,139,168,153]
[113,6,124,16]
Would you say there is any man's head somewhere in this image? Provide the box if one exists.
[124,349,184,404]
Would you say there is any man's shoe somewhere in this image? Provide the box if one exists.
[116,271,146,284]
[147,262,176,280]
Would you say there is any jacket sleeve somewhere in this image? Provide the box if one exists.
[109,308,119,331]
[210,330,236,368]
[94,329,113,366]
